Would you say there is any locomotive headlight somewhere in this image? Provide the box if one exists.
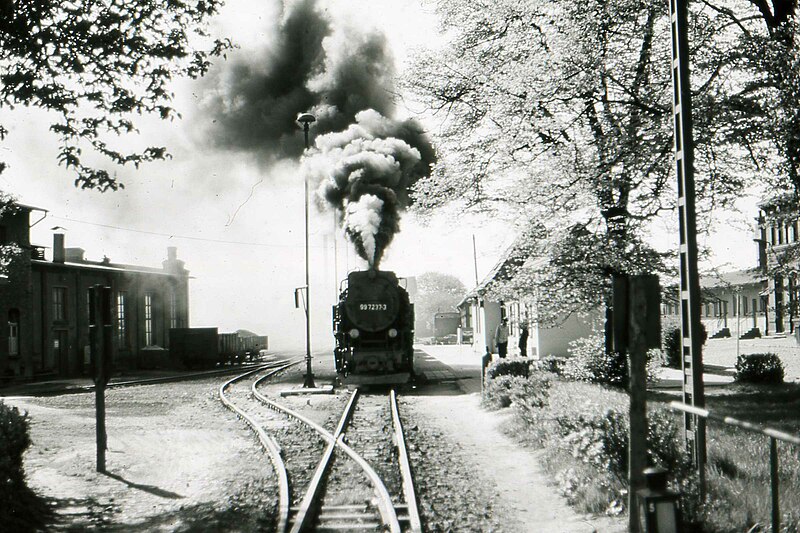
[388,328,398,338]
[349,328,360,338]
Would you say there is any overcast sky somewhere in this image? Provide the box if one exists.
[0,0,760,351]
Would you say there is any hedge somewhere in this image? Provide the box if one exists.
[734,353,784,384]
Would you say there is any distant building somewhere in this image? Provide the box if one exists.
[0,204,190,380]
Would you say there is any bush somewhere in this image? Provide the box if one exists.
[734,353,785,384]
[534,356,567,375]
[0,401,51,530]
[483,374,527,409]
[0,401,30,494]
[485,358,531,381]
[562,333,662,388]
[663,323,707,369]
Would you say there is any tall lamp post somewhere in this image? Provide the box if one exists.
[298,112,316,389]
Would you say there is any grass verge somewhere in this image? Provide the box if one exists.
[484,366,800,532]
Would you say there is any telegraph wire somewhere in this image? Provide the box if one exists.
[46,214,334,249]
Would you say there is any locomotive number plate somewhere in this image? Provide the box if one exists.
[360,303,388,311]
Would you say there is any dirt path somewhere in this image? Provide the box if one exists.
[414,345,626,532]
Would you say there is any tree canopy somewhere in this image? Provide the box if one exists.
[0,0,231,190]
[413,271,466,337]
[405,0,795,317]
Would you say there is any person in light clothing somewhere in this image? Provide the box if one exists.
[494,319,509,358]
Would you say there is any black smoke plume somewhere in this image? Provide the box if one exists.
[200,0,396,160]
[303,110,435,268]
[202,0,436,265]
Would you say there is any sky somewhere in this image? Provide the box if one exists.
[0,0,760,351]
[0,0,515,351]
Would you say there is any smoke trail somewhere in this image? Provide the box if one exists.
[199,0,396,161]
[304,109,435,267]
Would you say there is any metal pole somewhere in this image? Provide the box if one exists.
[770,437,780,533]
[668,0,706,499]
[301,117,316,389]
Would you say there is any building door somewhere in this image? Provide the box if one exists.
[8,309,19,358]
[54,330,69,375]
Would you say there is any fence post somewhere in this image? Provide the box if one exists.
[770,437,779,533]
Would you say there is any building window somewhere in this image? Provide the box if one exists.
[117,292,127,348]
[169,291,178,329]
[742,298,749,315]
[8,309,19,357]
[53,287,67,321]
[144,292,154,346]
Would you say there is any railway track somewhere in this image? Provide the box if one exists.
[221,362,421,532]
[251,378,421,533]
[218,359,305,533]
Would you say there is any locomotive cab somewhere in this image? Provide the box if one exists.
[332,269,414,384]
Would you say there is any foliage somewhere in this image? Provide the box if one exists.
[503,377,691,515]
[485,358,531,381]
[533,356,567,375]
[482,362,551,413]
[413,272,466,337]
[561,331,662,387]
[0,0,232,189]
[734,352,785,384]
[0,401,49,530]
[482,374,525,409]
[404,0,753,325]
[663,322,708,369]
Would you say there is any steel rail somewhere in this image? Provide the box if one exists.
[289,390,359,533]
[669,402,800,445]
[251,379,401,533]
[390,389,422,533]
[1,361,287,398]
[220,360,302,533]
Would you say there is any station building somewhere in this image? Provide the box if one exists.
[0,203,190,380]
[457,240,595,359]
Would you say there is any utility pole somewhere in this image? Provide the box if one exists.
[668,0,706,498]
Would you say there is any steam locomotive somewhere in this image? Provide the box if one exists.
[332,269,414,384]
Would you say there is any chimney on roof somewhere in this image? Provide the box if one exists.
[163,246,185,275]
[53,234,65,263]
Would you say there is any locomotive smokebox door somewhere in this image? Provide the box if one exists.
[344,271,400,332]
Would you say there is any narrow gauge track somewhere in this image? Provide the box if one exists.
[4,360,282,397]
[219,359,304,533]
[252,378,422,533]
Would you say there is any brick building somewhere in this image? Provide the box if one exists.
[0,204,190,379]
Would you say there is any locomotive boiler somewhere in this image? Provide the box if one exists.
[332,269,414,384]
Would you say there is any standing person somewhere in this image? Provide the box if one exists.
[495,319,509,358]
[518,323,529,357]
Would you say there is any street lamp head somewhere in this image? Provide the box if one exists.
[297,112,316,126]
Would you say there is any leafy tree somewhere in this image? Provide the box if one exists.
[413,271,466,337]
[0,0,231,190]
[405,0,757,324]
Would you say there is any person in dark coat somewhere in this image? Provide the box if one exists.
[518,323,529,357]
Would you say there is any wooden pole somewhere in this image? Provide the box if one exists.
[89,286,108,472]
[616,275,661,532]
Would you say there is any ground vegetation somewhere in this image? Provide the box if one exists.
[482,357,800,531]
